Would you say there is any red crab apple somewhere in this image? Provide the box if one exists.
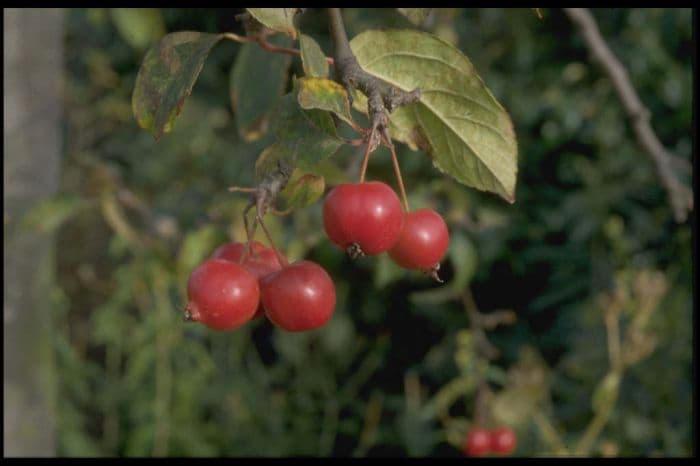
[260,261,336,332]
[185,258,259,331]
[323,181,404,256]
[389,208,449,271]
[212,240,287,317]
[464,427,491,457]
[491,427,517,456]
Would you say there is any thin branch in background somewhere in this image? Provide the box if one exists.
[564,8,693,223]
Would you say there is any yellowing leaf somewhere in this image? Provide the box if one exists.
[350,29,518,202]
[281,170,325,209]
[297,77,355,129]
[132,32,224,139]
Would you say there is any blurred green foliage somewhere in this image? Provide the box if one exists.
[49,8,692,457]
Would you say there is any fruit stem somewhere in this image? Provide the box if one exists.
[358,133,374,183]
[386,137,410,212]
[257,214,287,269]
[242,200,258,261]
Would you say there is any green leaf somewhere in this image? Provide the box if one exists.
[281,170,325,209]
[296,77,355,129]
[261,90,343,175]
[350,29,518,202]
[230,36,293,142]
[17,193,90,234]
[397,8,432,26]
[299,34,329,78]
[132,31,224,139]
[110,8,165,51]
[246,8,300,39]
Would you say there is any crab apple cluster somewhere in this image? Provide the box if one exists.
[185,241,335,332]
[322,181,449,276]
[463,426,517,457]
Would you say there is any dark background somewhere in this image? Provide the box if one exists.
[3,8,693,457]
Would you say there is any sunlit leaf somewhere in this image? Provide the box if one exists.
[351,29,518,202]
[299,33,329,78]
[230,35,293,141]
[246,8,300,39]
[132,31,224,139]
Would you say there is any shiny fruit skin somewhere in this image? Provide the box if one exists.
[323,181,404,255]
[260,261,336,332]
[186,259,260,331]
[212,241,286,317]
[389,208,449,269]
[464,428,492,457]
[491,427,517,456]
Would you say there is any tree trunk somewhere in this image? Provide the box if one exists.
[3,8,64,457]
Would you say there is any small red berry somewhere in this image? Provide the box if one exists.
[212,241,287,318]
[388,208,449,270]
[185,259,260,331]
[490,427,517,456]
[323,181,404,256]
[260,260,336,332]
[464,428,491,457]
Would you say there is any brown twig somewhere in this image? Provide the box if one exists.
[223,32,334,65]
[463,288,500,361]
[564,8,693,223]
[462,287,519,429]
[229,159,294,266]
[327,8,420,135]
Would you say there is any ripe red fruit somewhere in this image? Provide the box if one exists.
[388,208,449,270]
[490,427,517,456]
[464,427,491,457]
[185,258,260,331]
[260,260,336,332]
[323,181,404,256]
[212,241,287,318]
